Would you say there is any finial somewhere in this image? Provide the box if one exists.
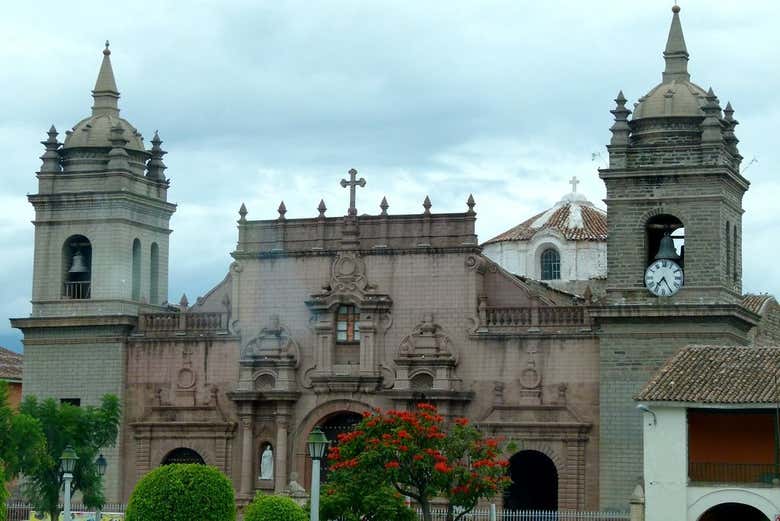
[92,40,120,116]
[238,203,248,222]
[610,91,632,146]
[663,2,690,83]
[724,101,734,120]
[39,125,62,174]
[569,176,580,193]
[380,196,389,215]
[278,201,287,220]
[179,293,189,309]
[616,90,626,104]
[466,194,476,215]
[146,130,167,181]
[317,199,327,217]
[672,3,680,14]
[423,196,432,214]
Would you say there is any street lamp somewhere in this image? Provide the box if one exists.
[307,427,329,521]
[95,454,107,521]
[60,445,79,521]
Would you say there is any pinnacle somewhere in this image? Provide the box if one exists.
[662,5,690,83]
[92,40,120,116]
[239,203,248,216]
[278,201,287,218]
[317,199,327,217]
[423,196,432,214]
[48,124,57,134]
[616,90,626,102]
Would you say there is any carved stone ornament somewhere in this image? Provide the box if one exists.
[398,313,456,362]
[330,252,368,294]
[241,315,300,367]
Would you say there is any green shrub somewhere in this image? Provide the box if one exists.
[125,464,235,521]
[244,493,307,521]
[0,483,7,521]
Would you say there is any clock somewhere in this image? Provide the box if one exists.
[644,259,683,297]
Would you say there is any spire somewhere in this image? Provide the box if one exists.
[663,5,690,82]
[146,131,168,181]
[92,41,120,116]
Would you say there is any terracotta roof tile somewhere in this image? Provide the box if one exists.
[637,345,780,404]
[741,294,776,315]
[484,200,607,244]
[0,346,22,382]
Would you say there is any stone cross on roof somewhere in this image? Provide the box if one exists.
[569,176,580,193]
[340,168,366,216]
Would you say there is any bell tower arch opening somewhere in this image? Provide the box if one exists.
[698,502,769,521]
[646,214,684,268]
[62,235,92,299]
[504,450,558,511]
[132,238,141,301]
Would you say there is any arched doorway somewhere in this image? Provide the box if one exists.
[504,450,558,511]
[161,447,205,465]
[698,502,769,521]
[318,411,362,482]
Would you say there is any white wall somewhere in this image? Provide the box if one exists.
[642,405,780,521]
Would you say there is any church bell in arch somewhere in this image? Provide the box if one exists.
[654,232,680,261]
[68,250,89,273]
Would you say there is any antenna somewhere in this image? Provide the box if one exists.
[741,156,758,175]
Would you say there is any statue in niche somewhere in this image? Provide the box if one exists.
[260,445,274,480]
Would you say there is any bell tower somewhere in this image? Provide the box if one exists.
[601,5,747,305]
[12,43,176,501]
[593,7,759,509]
[28,42,176,316]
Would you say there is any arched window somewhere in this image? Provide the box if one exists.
[726,222,731,279]
[336,305,360,343]
[540,248,561,280]
[646,214,684,267]
[62,235,92,299]
[150,242,159,305]
[132,239,141,301]
[161,447,204,465]
[733,224,738,282]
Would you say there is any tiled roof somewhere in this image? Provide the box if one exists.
[741,294,776,315]
[484,195,607,244]
[637,345,780,404]
[0,346,22,382]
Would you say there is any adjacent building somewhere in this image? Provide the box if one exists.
[0,346,22,409]
[638,346,780,521]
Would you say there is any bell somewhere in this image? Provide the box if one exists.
[654,232,680,260]
[68,250,89,273]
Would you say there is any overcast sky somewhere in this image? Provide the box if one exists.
[2,1,779,352]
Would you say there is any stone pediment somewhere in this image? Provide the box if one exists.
[241,315,300,367]
[479,404,587,427]
[397,314,456,363]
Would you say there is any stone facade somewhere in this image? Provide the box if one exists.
[10,6,777,514]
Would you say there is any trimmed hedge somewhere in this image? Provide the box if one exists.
[244,493,307,521]
[125,464,235,521]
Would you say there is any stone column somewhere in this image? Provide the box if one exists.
[275,413,290,493]
[239,416,254,499]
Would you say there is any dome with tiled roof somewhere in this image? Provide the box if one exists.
[482,179,608,289]
[484,189,607,245]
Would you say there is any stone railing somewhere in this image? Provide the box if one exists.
[479,305,589,331]
[137,311,229,334]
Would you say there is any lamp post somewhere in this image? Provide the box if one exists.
[307,427,329,521]
[60,445,79,521]
[95,454,107,521]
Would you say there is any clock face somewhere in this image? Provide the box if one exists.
[645,259,684,297]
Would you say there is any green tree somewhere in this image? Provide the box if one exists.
[325,403,510,521]
[125,464,235,521]
[244,493,306,521]
[320,475,416,521]
[19,394,120,521]
[0,381,46,521]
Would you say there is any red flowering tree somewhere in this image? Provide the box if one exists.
[325,403,509,521]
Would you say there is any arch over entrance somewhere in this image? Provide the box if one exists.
[318,411,363,481]
[161,447,205,465]
[698,502,769,521]
[504,450,558,511]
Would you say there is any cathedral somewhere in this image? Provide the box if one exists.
[12,6,780,512]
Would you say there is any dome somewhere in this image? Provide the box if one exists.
[632,79,707,120]
[484,185,607,244]
[631,6,708,121]
[62,42,146,152]
[63,113,145,151]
